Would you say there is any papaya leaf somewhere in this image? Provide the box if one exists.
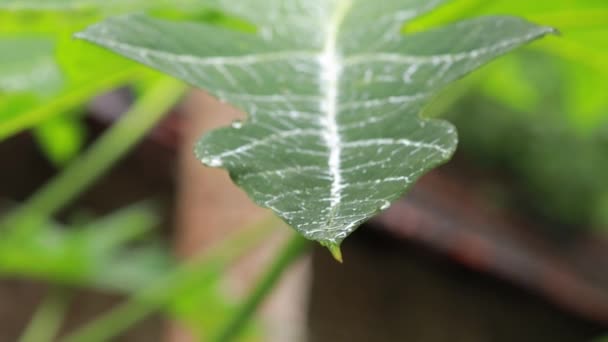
[76,0,554,250]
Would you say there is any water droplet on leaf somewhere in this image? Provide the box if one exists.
[203,157,223,167]
[380,200,391,210]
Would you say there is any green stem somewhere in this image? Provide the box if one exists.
[2,77,187,233]
[18,287,71,342]
[213,234,310,342]
[61,215,283,342]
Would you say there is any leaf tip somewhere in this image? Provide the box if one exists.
[549,27,561,36]
[322,242,343,263]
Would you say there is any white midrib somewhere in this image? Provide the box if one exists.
[319,0,352,213]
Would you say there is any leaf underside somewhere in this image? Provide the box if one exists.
[77,0,554,249]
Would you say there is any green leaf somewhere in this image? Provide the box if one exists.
[76,1,553,248]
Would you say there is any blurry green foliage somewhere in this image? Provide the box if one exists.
[412,0,608,232]
[167,259,262,341]
[0,1,266,340]
[412,0,608,130]
[0,202,172,291]
[0,1,254,151]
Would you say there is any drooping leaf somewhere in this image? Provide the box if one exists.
[76,0,554,249]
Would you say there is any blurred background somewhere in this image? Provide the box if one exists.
[0,0,607,341]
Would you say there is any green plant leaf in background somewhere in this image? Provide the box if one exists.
[0,0,252,142]
[0,202,173,292]
[405,0,608,231]
[0,34,84,165]
[0,37,62,95]
[0,3,268,339]
[408,0,608,132]
[0,9,147,142]
[76,0,553,252]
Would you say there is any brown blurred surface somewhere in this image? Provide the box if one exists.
[308,229,604,342]
[374,168,608,325]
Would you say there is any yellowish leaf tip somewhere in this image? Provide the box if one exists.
[326,243,343,263]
